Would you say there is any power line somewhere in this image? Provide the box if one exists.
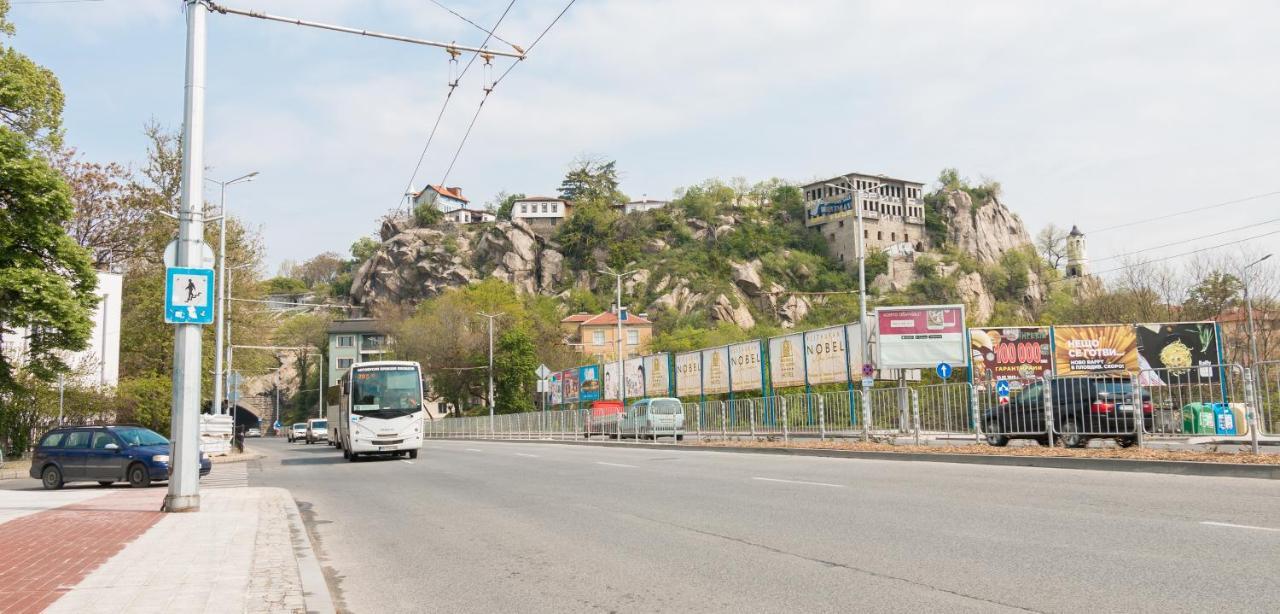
[428,0,524,54]
[1057,228,1280,284]
[1093,216,1280,263]
[1090,189,1280,234]
[12,0,104,4]
[439,0,576,185]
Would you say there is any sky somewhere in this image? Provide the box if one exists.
[11,0,1280,280]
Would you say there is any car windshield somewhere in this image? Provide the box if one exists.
[649,399,682,414]
[113,427,168,447]
[352,366,422,418]
[1096,381,1133,395]
[293,424,307,430]
[311,421,327,429]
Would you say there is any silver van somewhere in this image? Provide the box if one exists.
[617,397,685,441]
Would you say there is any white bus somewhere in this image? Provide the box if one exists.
[332,361,426,462]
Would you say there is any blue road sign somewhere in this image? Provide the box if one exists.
[996,380,1012,396]
[164,267,215,324]
[936,363,953,379]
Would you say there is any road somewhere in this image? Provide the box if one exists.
[250,437,1280,613]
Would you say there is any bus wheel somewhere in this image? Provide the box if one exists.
[348,452,359,462]
[408,450,418,460]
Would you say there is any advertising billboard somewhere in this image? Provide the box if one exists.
[805,325,854,385]
[876,305,967,368]
[844,323,869,377]
[562,368,580,403]
[602,362,621,400]
[1052,325,1139,376]
[674,351,702,398]
[729,341,764,393]
[644,353,671,396]
[702,346,730,394]
[549,372,563,405]
[1136,322,1221,384]
[768,333,805,389]
[624,357,644,398]
[578,365,601,401]
[969,326,1051,386]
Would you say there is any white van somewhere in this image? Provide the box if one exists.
[617,397,685,441]
[305,418,329,444]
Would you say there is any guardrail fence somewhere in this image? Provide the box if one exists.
[427,363,1268,451]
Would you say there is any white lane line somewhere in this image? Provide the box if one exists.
[1200,521,1280,533]
[466,449,483,452]
[752,477,845,488]
[401,460,414,464]
[515,453,540,458]
[596,462,638,468]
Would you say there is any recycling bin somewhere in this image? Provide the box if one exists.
[1182,403,1217,435]
[1213,404,1237,435]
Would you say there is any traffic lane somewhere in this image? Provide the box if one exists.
[253,438,1012,613]
[422,440,1280,612]
[257,438,1280,613]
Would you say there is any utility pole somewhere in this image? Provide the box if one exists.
[208,172,257,417]
[600,267,637,405]
[166,0,208,513]
[828,177,885,374]
[58,373,64,425]
[1243,254,1272,371]
[477,312,503,433]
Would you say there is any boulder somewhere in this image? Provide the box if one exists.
[710,292,755,329]
[956,271,994,324]
[731,260,764,297]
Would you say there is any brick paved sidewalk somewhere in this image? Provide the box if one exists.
[0,487,333,614]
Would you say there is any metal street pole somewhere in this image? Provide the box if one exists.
[209,172,257,417]
[1243,254,1272,371]
[600,268,636,405]
[477,312,503,434]
[166,0,208,513]
[830,178,886,373]
[58,373,64,425]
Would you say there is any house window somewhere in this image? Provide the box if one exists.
[627,330,639,345]
[542,203,548,213]
[891,233,897,241]
[551,203,558,213]
[877,231,883,240]
[864,229,868,239]
[337,358,353,369]
[337,335,353,347]
[838,220,844,228]
[905,233,910,242]
[520,204,527,214]
[593,330,605,346]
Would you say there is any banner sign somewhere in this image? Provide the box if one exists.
[876,305,966,368]
[844,323,868,377]
[702,346,730,394]
[578,365,602,401]
[644,353,671,396]
[675,352,702,397]
[549,372,563,405]
[562,369,580,403]
[729,342,764,393]
[602,362,621,400]
[969,327,1051,385]
[769,333,805,389]
[805,325,853,385]
[624,357,644,398]
[1052,325,1139,376]
[1136,322,1221,384]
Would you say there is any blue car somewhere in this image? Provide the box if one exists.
[29,425,212,490]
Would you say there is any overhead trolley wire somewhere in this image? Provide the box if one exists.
[1052,228,1280,285]
[1093,215,1280,263]
[1090,189,1280,234]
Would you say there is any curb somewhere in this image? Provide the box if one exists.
[449,438,1280,480]
[210,451,266,464]
[279,491,336,614]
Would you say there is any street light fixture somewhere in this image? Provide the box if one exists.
[1241,253,1271,456]
[206,171,258,417]
[476,312,504,434]
[823,179,887,377]
[223,261,256,423]
[600,267,638,405]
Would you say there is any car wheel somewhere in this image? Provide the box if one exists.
[348,452,359,463]
[1116,437,1138,448]
[98,480,114,487]
[41,465,64,490]
[408,450,418,460]
[1060,419,1087,449]
[342,447,350,460]
[676,435,685,442]
[127,463,152,488]
[984,420,1009,447]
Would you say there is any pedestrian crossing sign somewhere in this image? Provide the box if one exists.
[164,267,215,324]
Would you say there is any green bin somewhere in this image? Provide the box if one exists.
[1182,403,1217,435]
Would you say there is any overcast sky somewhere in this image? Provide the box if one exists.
[13,0,1280,277]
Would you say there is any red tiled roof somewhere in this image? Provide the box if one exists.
[580,311,652,326]
[424,184,468,203]
[561,313,593,323]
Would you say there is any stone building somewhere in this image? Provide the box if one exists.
[1065,225,1088,278]
[560,309,653,362]
[801,172,927,267]
[511,196,571,237]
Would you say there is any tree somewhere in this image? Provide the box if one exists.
[413,199,443,227]
[297,252,343,288]
[558,156,626,204]
[53,147,160,267]
[0,4,64,150]
[494,327,537,414]
[1182,271,1241,320]
[350,236,379,263]
[1036,224,1069,270]
[554,199,619,268]
[493,191,526,221]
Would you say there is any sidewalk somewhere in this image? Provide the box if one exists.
[0,484,333,614]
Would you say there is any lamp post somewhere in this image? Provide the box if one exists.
[1242,253,1271,455]
[477,312,503,434]
[205,172,258,417]
[600,267,638,405]
[223,262,255,426]
[824,178,888,374]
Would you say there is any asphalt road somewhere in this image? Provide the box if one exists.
[250,437,1280,614]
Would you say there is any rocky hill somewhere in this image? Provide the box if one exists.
[349,182,1042,330]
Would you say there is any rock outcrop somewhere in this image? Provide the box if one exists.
[935,190,1032,265]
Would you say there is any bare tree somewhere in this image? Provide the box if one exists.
[53,148,161,268]
[1036,224,1069,270]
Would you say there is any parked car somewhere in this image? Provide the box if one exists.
[29,425,211,490]
[617,397,685,441]
[305,419,328,444]
[983,377,1153,448]
[245,427,262,438]
[288,423,307,443]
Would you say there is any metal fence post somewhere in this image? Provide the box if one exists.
[720,401,727,440]
[861,389,871,442]
[1043,379,1055,448]
[748,399,757,438]
[970,383,982,443]
[911,389,921,446]
[779,397,789,444]
[818,395,826,441]
[1244,366,1260,455]
[1131,374,1144,449]
[898,384,909,434]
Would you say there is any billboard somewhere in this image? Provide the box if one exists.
[1052,325,1139,376]
[578,365,601,401]
[876,305,967,368]
[674,352,702,397]
[624,357,645,398]
[602,362,621,400]
[1136,322,1221,384]
[969,326,1051,385]
[645,354,671,396]
[562,368,580,403]
[805,325,854,385]
[549,372,563,405]
[844,323,869,377]
[769,333,805,389]
[729,341,764,393]
[702,346,730,394]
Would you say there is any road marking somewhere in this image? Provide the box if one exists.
[596,462,637,468]
[1200,521,1280,533]
[401,460,414,464]
[752,477,845,488]
[515,453,540,458]
[466,449,483,452]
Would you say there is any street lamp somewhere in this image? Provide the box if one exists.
[206,171,258,417]
[476,312,504,434]
[824,178,888,376]
[600,267,638,405]
[1242,254,1272,369]
[223,261,255,422]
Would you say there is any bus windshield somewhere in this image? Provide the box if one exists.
[352,366,422,419]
